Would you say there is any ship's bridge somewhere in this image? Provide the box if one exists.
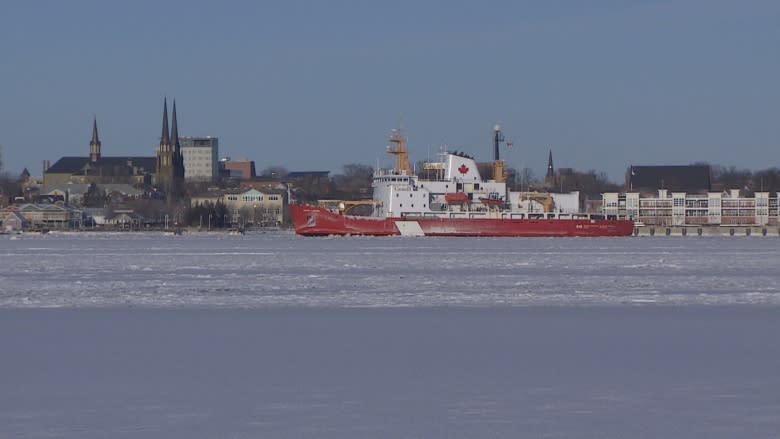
[372,169,416,186]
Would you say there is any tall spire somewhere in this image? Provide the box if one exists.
[160,97,170,148]
[156,97,185,197]
[544,149,556,188]
[170,99,185,179]
[90,116,102,162]
[546,149,554,176]
[170,99,179,150]
[91,117,100,144]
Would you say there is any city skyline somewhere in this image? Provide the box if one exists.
[1,0,778,181]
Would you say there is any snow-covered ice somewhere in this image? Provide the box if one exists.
[1,232,779,307]
[1,232,779,438]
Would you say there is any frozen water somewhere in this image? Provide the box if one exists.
[2,307,780,439]
[1,232,780,438]
[1,232,779,307]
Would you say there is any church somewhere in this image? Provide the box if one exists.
[43,99,185,198]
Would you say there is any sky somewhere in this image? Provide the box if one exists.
[1,0,778,182]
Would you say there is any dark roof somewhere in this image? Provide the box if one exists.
[46,157,90,174]
[46,156,156,175]
[286,171,330,178]
[97,157,157,171]
[628,165,711,193]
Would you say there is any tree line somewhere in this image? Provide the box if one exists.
[3,161,780,211]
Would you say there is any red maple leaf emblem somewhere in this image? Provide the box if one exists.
[458,164,469,174]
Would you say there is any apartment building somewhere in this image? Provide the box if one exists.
[603,189,779,226]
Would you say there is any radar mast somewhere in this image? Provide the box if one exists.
[387,125,411,174]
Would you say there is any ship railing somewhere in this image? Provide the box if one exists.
[373,169,413,177]
[501,212,617,221]
[397,211,623,221]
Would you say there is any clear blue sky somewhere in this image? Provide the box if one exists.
[1,0,778,182]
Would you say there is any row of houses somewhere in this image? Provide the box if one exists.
[603,189,780,226]
[1,187,289,232]
[38,183,143,205]
[0,204,157,232]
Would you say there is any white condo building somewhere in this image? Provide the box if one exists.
[602,189,779,227]
[180,137,219,181]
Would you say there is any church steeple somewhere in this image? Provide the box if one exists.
[544,149,556,188]
[160,97,171,149]
[89,116,101,163]
[547,150,554,176]
[170,99,179,150]
[156,97,184,200]
[170,99,185,179]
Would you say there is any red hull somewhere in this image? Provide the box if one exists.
[290,204,634,237]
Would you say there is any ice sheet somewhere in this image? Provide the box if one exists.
[1,307,779,439]
[2,233,780,438]
[1,232,778,307]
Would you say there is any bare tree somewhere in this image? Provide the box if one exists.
[260,166,288,179]
[710,165,753,193]
[753,168,780,193]
[332,163,373,199]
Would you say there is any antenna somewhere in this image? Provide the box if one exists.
[493,124,504,161]
[492,124,506,183]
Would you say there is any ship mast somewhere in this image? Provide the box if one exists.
[492,124,506,183]
[387,126,412,174]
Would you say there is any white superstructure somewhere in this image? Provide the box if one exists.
[370,149,580,220]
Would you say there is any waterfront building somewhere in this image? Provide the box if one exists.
[602,189,779,226]
[1,211,27,232]
[0,204,83,229]
[190,188,286,226]
[180,137,219,181]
